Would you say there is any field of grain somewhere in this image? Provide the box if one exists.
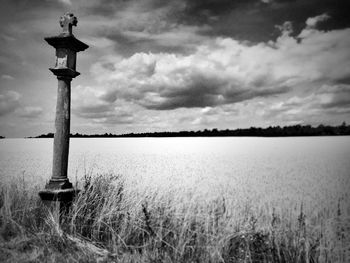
[0,137,349,262]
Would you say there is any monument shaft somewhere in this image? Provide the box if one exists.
[52,76,71,180]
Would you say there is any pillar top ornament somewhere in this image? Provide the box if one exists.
[59,12,78,36]
[44,13,88,78]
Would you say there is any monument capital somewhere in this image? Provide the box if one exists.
[45,13,88,78]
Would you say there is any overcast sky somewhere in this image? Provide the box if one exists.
[1,0,350,137]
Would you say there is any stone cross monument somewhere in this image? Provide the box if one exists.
[39,13,88,206]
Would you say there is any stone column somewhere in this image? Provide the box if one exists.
[39,13,88,204]
[52,76,71,182]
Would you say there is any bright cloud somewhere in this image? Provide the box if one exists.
[87,17,350,114]
[305,13,330,28]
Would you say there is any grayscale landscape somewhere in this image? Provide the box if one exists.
[0,0,349,262]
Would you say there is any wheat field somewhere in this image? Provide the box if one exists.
[0,137,349,262]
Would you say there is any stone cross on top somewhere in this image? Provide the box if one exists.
[59,12,78,36]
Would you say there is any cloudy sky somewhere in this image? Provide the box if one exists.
[1,0,350,137]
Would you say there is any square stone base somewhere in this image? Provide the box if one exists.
[39,179,79,202]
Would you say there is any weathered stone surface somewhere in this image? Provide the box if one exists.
[39,188,78,202]
[39,13,88,209]
[59,12,77,36]
[50,68,80,78]
[45,35,89,52]
[52,77,71,180]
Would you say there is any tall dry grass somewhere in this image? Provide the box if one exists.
[0,174,349,262]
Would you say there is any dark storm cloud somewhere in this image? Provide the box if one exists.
[182,0,255,19]
[180,0,349,42]
[81,0,350,54]
[336,77,350,85]
[141,74,288,110]
[184,0,350,42]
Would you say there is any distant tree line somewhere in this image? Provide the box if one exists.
[0,136,5,139]
[32,123,350,138]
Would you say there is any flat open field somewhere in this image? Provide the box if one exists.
[0,137,349,262]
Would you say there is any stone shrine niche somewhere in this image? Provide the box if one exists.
[55,48,77,70]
